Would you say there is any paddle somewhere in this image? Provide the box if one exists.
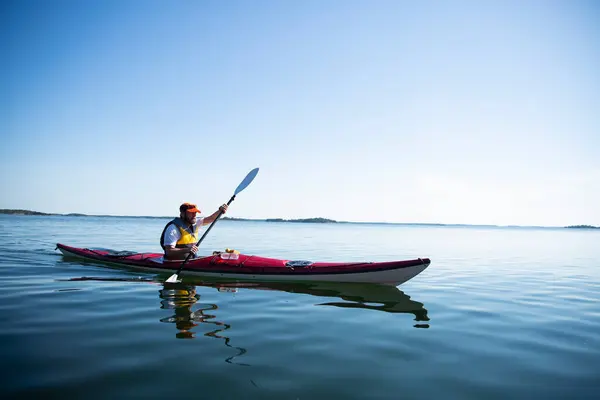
[165,167,260,283]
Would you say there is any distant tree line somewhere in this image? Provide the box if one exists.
[1,209,596,228]
[265,217,337,223]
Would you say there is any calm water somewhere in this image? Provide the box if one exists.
[1,215,599,399]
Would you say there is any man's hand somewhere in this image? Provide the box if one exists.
[219,204,228,214]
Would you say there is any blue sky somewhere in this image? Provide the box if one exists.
[2,0,599,226]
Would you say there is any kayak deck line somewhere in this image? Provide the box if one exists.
[55,243,431,285]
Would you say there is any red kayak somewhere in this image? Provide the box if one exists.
[56,243,431,285]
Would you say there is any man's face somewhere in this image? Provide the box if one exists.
[183,211,197,225]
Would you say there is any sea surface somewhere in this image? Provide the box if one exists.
[1,215,599,399]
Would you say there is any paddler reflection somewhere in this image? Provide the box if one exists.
[158,282,250,365]
[158,283,200,338]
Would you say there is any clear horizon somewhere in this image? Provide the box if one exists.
[2,1,599,226]
[1,208,598,229]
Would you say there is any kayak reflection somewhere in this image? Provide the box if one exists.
[181,278,430,326]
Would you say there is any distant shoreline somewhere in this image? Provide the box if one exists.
[0,209,598,229]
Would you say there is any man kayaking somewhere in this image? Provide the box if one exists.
[160,202,228,261]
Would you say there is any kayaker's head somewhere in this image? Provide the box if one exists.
[179,202,200,225]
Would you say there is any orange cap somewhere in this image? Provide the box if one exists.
[180,202,201,214]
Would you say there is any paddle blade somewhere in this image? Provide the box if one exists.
[234,167,259,195]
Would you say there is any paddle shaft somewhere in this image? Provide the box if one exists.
[173,194,236,276]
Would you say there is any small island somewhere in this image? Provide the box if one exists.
[565,225,599,229]
[266,217,337,223]
[220,216,253,221]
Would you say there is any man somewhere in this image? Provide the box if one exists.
[160,202,228,261]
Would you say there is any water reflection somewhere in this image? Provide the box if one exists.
[60,276,430,367]
[187,279,431,326]
[61,277,429,366]
[62,276,430,327]
[226,280,430,324]
[157,280,429,351]
[158,283,200,339]
[158,282,250,365]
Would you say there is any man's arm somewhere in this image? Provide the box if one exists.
[164,245,197,260]
[201,204,228,226]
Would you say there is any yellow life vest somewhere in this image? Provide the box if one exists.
[160,218,199,250]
